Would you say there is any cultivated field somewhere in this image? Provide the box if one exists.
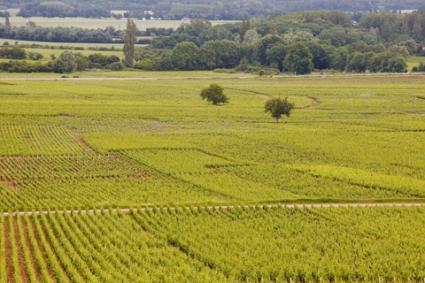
[0,72,425,281]
[6,17,237,30]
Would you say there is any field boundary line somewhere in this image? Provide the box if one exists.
[0,76,252,82]
[3,202,425,217]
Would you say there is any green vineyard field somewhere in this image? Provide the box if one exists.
[0,72,425,281]
[1,207,425,282]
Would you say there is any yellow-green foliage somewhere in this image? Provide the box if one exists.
[2,212,231,282]
[3,207,425,282]
[135,206,425,282]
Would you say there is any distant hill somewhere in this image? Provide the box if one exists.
[1,0,425,19]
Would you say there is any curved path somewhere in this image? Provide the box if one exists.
[3,202,425,217]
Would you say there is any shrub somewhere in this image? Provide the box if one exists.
[28,52,44,61]
[200,84,229,105]
[108,62,124,71]
[412,62,425,72]
[0,47,26,59]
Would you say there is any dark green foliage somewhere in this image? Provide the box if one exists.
[367,52,407,73]
[265,44,286,71]
[360,12,425,43]
[171,41,200,70]
[0,46,26,59]
[257,35,283,65]
[88,53,120,67]
[346,52,368,72]
[0,61,52,72]
[200,84,228,105]
[0,23,122,43]
[307,41,332,70]
[17,1,109,18]
[264,97,295,123]
[284,44,314,75]
[200,40,241,69]
[108,62,125,71]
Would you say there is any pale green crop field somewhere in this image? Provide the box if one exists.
[6,17,237,30]
[0,72,425,281]
[0,38,134,49]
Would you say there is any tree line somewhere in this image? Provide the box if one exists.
[2,0,425,19]
[0,19,172,44]
[134,11,419,74]
[0,47,123,73]
[0,22,122,43]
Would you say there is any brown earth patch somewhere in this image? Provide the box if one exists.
[56,113,78,119]
[0,178,17,191]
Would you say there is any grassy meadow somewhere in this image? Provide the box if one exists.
[0,72,425,281]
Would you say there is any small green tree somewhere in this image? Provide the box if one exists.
[264,97,294,123]
[200,84,228,105]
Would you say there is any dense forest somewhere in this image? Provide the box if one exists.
[2,10,425,74]
[1,0,425,19]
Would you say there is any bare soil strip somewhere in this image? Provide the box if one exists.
[3,202,425,217]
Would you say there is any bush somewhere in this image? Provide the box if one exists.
[0,47,26,59]
[412,62,425,72]
[28,52,44,61]
[0,61,52,73]
[108,62,124,71]
[88,53,120,67]
[200,84,229,105]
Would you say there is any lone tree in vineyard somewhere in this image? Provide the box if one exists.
[124,18,137,67]
[265,97,294,123]
[200,84,228,105]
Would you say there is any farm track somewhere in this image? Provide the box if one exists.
[3,202,425,217]
[0,76,252,82]
[2,72,425,82]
